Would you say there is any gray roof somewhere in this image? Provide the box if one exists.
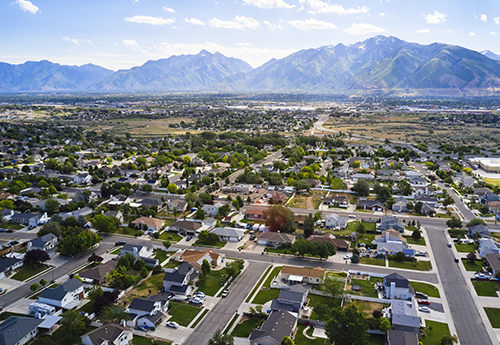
[249,309,297,342]
[122,243,153,253]
[210,227,245,238]
[387,330,419,345]
[163,262,193,283]
[278,290,305,304]
[0,316,43,345]
[83,323,129,345]
[384,273,410,288]
[80,260,117,281]
[469,224,490,236]
[0,257,22,273]
[391,300,420,329]
[170,221,202,231]
[38,278,83,301]
[128,298,156,313]
[30,233,57,248]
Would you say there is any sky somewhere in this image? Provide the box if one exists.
[2,0,500,71]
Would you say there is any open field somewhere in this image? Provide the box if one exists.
[482,178,500,187]
[87,117,197,137]
[288,190,326,209]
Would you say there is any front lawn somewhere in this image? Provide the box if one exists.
[348,277,380,298]
[168,302,202,327]
[448,229,467,238]
[231,317,265,337]
[109,248,122,255]
[263,266,282,287]
[154,249,168,263]
[461,259,483,272]
[421,320,451,345]
[388,260,432,271]
[485,307,500,328]
[132,335,171,345]
[266,247,295,255]
[194,240,226,248]
[409,282,440,298]
[403,235,426,246]
[252,288,280,304]
[11,264,49,281]
[454,243,476,253]
[159,231,183,242]
[472,280,500,297]
[0,223,23,230]
[359,257,385,266]
[111,227,143,236]
[196,268,228,296]
[368,334,386,345]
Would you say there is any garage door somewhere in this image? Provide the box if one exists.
[257,240,267,245]
[229,237,238,242]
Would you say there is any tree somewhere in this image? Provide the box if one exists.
[353,179,370,196]
[38,221,62,237]
[202,259,211,277]
[352,161,360,168]
[292,238,312,257]
[91,214,119,233]
[440,335,458,345]
[247,196,252,203]
[281,336,295,345]
[40,279,47,287]
[374,183,392,203]
[167,183,178,194]
[443,194,455,207]
[315,241,336,260]
[99,305,128,323]
[379,317,391,332]
[406,201,414,212]
[412,230,421,242]
[351,254,360,263]
[58,229,102,257]
[140,266,148,279]
[321,274,345,305]
[194,208,206,220]
[30,283,39,292]
[467,252,477,264]
[89,252,103,263]
[325,306,369,345]
[303,213,315,238]
[198,230,219,245]
[357,222,365,234]
[236,195,244,208]
[61,310,86,335]
[446,217,462,229]
[218,204,231,217]
[396,180,412,196]
[208,329,234,345]
[414,201,423,215]
[93,290,119,313]
[232,199,240,211]
[44,199,60,215]
[395,251,406,262]
[24,249,51,265]
[225,260,243,279]
[466,218,487,227]
[263,205,296,233]
[295,179,311,192]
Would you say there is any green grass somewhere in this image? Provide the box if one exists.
[388,260,432,271]
[435,214,452,219]
[263,266,282,287]
[78,299,96,314]
[0,223,23,230]
[191,308,209,328]
[356,233,377,246]
[154,249,168,263]
[223,313,240,334]
[132,335,172,345]
[231,317,265,337]
[29,283,60,299]
[294,324,329,345]
[165,260,182,269]
[363,222,377,231]
[111,227,143,236]
[136,273,165,292]
[349,277,380,298]
[359,257,385,266]
[410,282,440,298]
[0,312,30,321]
[110,248,122,254]
[448,229,467,238]
[461,259,483,272]
[196,268,228,296]
[472,280,500,297]
[50,325,96,345]
[348,300,385,319]
[485,307,500,328]
[245,265,272,302]
[193,240,226,248]
[421,320,451,345]
[266,247,295,254]
[454,243,476,253]
[11,263,49,281]
[309,294,341,320]
[252,288,280,304]
[368,334,386,345]
[168,302,202,327]
[403,235,426,246]
[159,230,183,242]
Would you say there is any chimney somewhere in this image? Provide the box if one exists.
[27,242,32,252]
[386,231,390,242]
[133,247,138,259]
[390,281,396,299]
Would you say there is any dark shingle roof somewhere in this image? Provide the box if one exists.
[80,260,117,281]
[0,316,43,345]
[163,262,193,283]
[38,278,83,301]
[249,309,297,342]
[128,298,155,313]
[30,233,57,248]
[84,323,129,345]
[384,273,410,288]
[387,330,419,345]
[170,221,202,231]
[0,257,22,273]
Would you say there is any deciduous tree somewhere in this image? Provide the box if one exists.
[325,306,369,345]
[263,205,295,233]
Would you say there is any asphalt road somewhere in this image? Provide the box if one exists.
[183,262,269,345]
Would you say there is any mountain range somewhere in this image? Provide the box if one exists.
[3,36,500,96]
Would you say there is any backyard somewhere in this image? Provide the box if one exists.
[346,300,386,319]
[420,320,451,345]
[121,273,165,306]
[168,302,202,327]
[348,277,380,298]
[196,268,228,296]
[294,324,329,345]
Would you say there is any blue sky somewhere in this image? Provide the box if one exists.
[2,0,500,70]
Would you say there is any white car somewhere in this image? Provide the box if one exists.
[418,307,431,313]
[349,214,356,218]
[166,321,179,329]
[343,254,352,260]
[194,291,206,298]
[190,297,204,304]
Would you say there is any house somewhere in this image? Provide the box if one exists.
[281,266,325,285]
[126,297,168,328]
[479,238,500,258]
[270,285,308,314]
[168,220,208,236]
[73,191,98,203]
[11,212,49,226]
[120,243,157,267]
[131,217,165,233]
[413,186,436,196]
[210,227,246,242]
[27,233,58,256]
[256,232,295,247]
[322,195,349,207]
[408,176,426,187]
[103,210,124,223]
[0,257,23,280]
[381,215,405,233]
[225,184,254,194]
[392,197,410,213]
[81,323,133,345]
[245,206,269,220]
[249,309,298,345]
[0,316,44,345]
[74,173,93,185]
[357,199,384,212]
[162,262,199,296]
[468,224,490,239]
[202,203,222,217]
[324,213,347,229]
[373,230,409,256]
[384,273,414,300]
[38,278,84,310]
[391,300,420,333]
[414,195,437,208]
[386,329,419,345]
[80,260,118,285]
[171,249,224,269]
[420,203,435,216]
[1,209,14,222]
[485,253,500,276]
[165,198,188,213]
[308,233,350,251]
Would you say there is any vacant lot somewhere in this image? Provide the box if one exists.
[288,190,326,209]
[347,300,386,319]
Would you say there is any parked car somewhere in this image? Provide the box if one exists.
[447,243,452,248]
[134,326,148,332]
[5,230,13,233]
[194,291,206,298]
[417,300,430,305]
[115,240,126,246]
[343,254,352,260]
[221,290,229,298]
[166,321,179,329]
[8,241,19,245]
[415,292,428,299]
[454,257,459,263]
[0,229,4,232]
[349,214,356,218]
[186,236,192,241]
[190,297,204,304]
[418,307,431,313]
[415,251,427,256]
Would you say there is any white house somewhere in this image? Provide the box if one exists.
[81,323,133,345]
[324,213,347,229]
[163,262,198,296]
[74,173,92,185]
[27,233,58,256]
[126,298,168,328]
[372,229,409,255]
[0,257,23,280]
[210,227,245,242]
[120,243,154,259]
[384,273,414,300]
[202,203,222,217]
[38,278,84,310]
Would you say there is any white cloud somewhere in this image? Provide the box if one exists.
[495,17,500,25]
[416,29,430,34]
[298,0,368,15]
[14,0,39,14]
[288,18,337,31]
[236,43,253,47]
[481,14,487,22]
[63,37,93,46]
[379,13,385,16]
[263,20,283,30]
[423,10,446,24]
[122,39,152,56]
[153,41,296,67]
[163,7,175,13]
[124,15,175,26]
[209,15,259,30]
[345,23,387,36]
[185,17,205,26]
[490,32,497,35]
[469,32,476,36]
[242,0,294,9]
